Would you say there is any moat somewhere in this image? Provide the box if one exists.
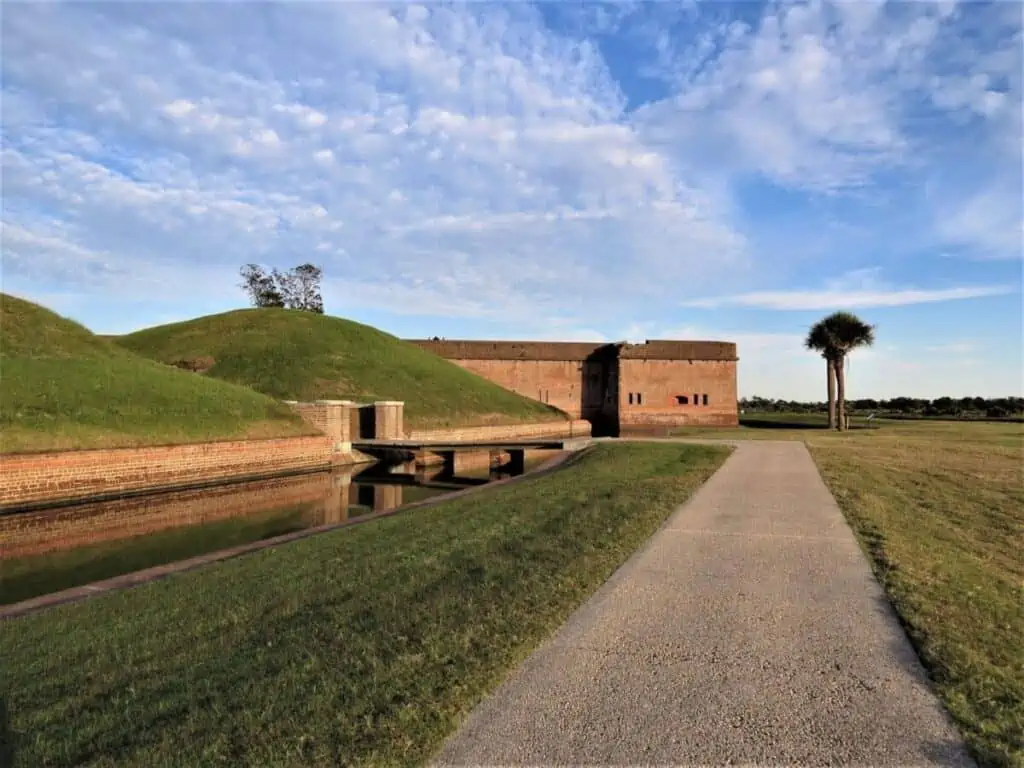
[0,455,548,606]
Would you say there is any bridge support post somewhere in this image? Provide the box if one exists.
[508,449,525,475]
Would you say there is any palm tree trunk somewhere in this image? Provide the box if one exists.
[826,357,837,430]
[836,355,847,431]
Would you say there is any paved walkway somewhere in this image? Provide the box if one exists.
[434,440,973,766]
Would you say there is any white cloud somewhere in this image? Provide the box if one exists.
[925,341,977,354]
[162,99,196,118]
[0,0,1019,364]
[658,324,1017,400]
[681,285,1013,311]
[0,1,748,324]
[936,185,1023,259]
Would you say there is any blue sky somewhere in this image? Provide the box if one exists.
[2,0,1021,400]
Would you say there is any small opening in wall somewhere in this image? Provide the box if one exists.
[703,393,709,406]
[637,392,643,405]
[676,395,689,405]
[629,392,634,405]
[694,392,699,406]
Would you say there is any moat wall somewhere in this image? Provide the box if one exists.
[0,400,588,510]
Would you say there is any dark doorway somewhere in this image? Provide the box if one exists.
[582,345,619,437]
[358,406,376,439]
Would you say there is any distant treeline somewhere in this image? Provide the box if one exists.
[740,395,1024,420]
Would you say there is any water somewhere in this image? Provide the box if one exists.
[0,454,549,606]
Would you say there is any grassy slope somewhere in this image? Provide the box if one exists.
[0,294,317,453]
[115,309,566,429]
[672,416,1024,767]
[0,443,729,766]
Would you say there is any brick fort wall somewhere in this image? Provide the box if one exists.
[410,339,738,433]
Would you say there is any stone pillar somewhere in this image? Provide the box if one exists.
[373,401,405,440]
[315,400,356,455]
[288,400,356,456]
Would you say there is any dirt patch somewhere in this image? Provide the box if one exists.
[170,356,216,373]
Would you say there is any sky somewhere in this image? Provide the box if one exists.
[2,0,1022,401]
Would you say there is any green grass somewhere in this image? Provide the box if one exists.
[0,443,729,767]
[0,294,318,453]
[670,415,1024,767]
[114,308,566,429]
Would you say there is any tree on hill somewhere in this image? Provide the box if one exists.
[239,263,323,313]
[239,264,285,308]
[805,311,876,431]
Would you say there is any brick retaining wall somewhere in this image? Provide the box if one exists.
[0,408,589,510]
[0,436,338,510]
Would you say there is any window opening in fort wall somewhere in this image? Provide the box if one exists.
[407,339,739,435]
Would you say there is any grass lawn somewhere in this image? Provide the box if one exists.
[672,416,1024,767]
[114,308,567,430]
[0,442,729,767]
[1,294,317,453]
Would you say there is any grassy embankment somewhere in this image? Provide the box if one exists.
[0,442,728,766]
[672,415,1024,767]
[0,294,317,454]
[114,309,566,430]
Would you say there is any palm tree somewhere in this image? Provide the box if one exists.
[804,323,840,429]
[805,312,875,431]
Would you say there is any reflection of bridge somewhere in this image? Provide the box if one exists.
[353,438,591,474]
[357,472,489,491]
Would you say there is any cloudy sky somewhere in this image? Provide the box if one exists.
[2,0,1021,400]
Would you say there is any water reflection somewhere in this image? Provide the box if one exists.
[0,452,550,606]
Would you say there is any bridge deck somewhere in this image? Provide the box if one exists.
[353,438,590,452]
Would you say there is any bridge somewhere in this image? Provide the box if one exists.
[353,437,592,473]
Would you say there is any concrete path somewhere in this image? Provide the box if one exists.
[433,440,973,766]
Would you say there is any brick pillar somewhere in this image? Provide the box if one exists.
[373,401,405,440]
[314,400,357,454]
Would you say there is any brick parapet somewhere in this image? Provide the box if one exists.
[409,339,737,362]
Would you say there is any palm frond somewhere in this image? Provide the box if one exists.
[819,311,875,353]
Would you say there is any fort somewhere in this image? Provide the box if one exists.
[408,339,739,436]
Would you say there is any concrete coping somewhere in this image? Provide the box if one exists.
[316,399,359,405]
[373,401,405,406]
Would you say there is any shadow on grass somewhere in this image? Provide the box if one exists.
[868,587,979,766]
[739,416,879,431]
[0,697,16,767]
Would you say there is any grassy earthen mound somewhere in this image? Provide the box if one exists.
[114,308,567,429]
[0,294,318,453]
